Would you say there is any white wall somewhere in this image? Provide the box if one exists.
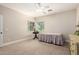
[36,10,76,41]
[0,5,34,43]
[76,7,79,31]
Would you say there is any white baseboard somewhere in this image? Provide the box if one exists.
[0,35,32,47]
[2,38,27,47]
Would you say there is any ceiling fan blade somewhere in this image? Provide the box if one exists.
[35,3,41,8]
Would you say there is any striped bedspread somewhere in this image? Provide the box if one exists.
[38,33,64,45]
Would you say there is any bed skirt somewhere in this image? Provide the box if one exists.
[38,33,64,46]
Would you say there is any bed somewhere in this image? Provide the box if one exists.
[38,33,64,46]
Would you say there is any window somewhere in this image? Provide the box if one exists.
[28,21,44,32]
[28,21,35,31]
[35,22,44,32]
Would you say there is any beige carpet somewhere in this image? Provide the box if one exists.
[0,39,70,55]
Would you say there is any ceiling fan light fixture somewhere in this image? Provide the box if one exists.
[35,3,54,15]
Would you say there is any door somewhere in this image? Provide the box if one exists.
[0,15,3,47]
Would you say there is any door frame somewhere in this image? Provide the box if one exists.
[0,15,3,47]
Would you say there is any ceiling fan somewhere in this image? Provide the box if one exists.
[35,3,53,14]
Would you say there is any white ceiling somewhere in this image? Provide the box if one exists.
[0,3,79,17]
